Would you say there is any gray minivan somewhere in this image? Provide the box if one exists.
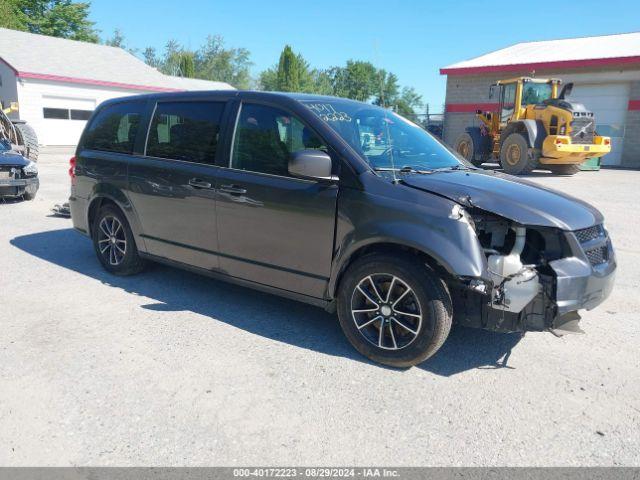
[69,91,616,367]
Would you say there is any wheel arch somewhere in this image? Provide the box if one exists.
[87,196,121,237]
[329,240,460,300]
[501,119,546,149]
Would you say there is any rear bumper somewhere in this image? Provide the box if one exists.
[69,194,90,235]
[0,176,39,197]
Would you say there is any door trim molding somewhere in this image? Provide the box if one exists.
[140,233,330,282]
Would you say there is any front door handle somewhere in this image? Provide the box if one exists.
[219,184,247,195]
[188,178,212,189]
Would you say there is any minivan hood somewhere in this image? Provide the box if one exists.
[401,169,603,231]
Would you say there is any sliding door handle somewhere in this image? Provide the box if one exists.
[219,184,247,195]
[188,178,212,189]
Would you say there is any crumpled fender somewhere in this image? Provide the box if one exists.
[327,185,486,297]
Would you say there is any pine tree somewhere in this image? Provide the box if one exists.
[276,45,300,92]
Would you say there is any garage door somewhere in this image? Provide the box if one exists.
[570,83,629,166]
[40,95,96,146]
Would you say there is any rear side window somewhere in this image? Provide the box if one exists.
[146,101,225,164]
[83,101,144,154]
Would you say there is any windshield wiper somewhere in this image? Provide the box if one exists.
[373,166,433,174]
[431,164,471,172]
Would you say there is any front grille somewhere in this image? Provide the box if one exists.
[573,224,610,267]
[575,224,604,243]
[585,246,608,266]
[570,116,595,144]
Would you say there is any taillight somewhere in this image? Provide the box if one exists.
[604,138,611,146]
[69,156,76,185]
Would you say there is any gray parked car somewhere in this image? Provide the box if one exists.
[69,91,616,367]
[0,139,39,200]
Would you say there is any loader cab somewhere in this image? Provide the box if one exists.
[489,78,561,125]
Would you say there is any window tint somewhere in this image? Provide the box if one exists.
[70,109,93,120]
[146,101,225,164]
[500,83,517,122]
[83,101,144,154]
[232,103,326,176]
[43,107,69,119]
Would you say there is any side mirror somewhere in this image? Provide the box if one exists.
[559,82,574,99]
[489,84,496,99]
[288,149,334,181]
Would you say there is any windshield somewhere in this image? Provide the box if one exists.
[300,99,461,172]
[521,82,553,105]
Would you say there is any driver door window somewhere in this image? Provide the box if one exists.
[500,83,517,123]
[231,103,326,177]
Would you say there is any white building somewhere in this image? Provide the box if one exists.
[0,28,234,146]
[441,32,640,167]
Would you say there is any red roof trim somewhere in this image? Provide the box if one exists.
[17,71,181,92]
[440,55,640,75]
[446,103,499,113]
[629,100,640,111]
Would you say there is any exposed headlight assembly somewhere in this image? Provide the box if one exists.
[23,161,38,176]
[449,204,475,229]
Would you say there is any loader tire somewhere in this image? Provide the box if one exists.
[548,164,580,176]
[454,132,488,166]
[13,122,39,162]
[500,133,538,175]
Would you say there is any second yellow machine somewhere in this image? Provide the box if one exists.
[454,77,611,175]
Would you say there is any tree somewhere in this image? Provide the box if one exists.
[194,35,252,89]
[259,67,278,91]
[104,28,125,48]
[332,60,378,102]
[394,87,424,117]
[0,0,27,30]
[261,47,327,94]
[373,70,400,107]
[276,45,300,92]
[141,36,252,88]
[142,47,161,69]
[177,51,195,78]
[12,0,99,42]
[308,69,334,95]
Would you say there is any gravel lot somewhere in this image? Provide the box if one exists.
[1,149,639,466]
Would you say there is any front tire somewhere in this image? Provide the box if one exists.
[500,133,539,175]
[92,204,145,276]
[337,254,452,368]
[13,122,39,162]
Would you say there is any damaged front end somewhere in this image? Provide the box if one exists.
[0,142,39,199]
[450,207,616,334]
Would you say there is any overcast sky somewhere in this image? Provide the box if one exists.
[91,0,640,112]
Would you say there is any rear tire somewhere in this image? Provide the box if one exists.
[337,254,452,368]
[92,204,145,276]
[548,164,580,175]
[454,132,488,166]
[13,122,39,162]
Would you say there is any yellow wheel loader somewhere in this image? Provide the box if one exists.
[0,102,39,162]
[454,77,611,175]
